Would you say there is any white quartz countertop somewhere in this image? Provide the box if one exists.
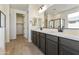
[31,28,79,41]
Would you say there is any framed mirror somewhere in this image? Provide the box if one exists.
[54,19,60,28]
[49,20,54,28]
[48,18,65,29]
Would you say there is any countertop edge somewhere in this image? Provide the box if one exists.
[31,29,79,41]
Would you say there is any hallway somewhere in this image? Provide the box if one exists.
[5,35,43,55]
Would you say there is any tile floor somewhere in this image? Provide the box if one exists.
[5,35,43,55]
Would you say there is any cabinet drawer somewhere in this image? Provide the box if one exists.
[46,34,58,42]
[46,39,58,49]
[36,32,40,48]
[40,37,45,54]
[60,37,79,51]
[37,32,39,35]
[59,44,79,55]
[40,33,45,38]
[46,39,58,55]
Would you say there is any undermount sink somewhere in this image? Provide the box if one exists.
[42,29,58,32]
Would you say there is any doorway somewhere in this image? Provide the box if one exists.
[16,13,24,38]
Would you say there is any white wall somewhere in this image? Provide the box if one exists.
[10,8,16,39]
[0,28,5,54]
[1,5,9,40]
[10,8,28,39]
[0,5,10,43]
[0,4,10,54]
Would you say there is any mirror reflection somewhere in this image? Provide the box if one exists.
[31,4,79,29]
[46,4,79,29]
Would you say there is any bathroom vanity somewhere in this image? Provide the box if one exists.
[31,28,79,55]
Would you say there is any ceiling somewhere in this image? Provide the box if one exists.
[10,4,78,15]
[10,4,28,11]
[46,4,79,15]
[33,4,52,10]
[10,4,43,11]
[31,4,43,10]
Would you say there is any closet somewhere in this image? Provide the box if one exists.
[16,13,24,35]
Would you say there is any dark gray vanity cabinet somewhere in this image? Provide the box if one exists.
[46,34,58,55]
[59,37,79,55]
[39,33,46,54]
[36,32,40,48]
[31,31,34,43]
[31,30,79,55]
[59,44,75,55]
[31,31,37,45]
[31,31,46,54]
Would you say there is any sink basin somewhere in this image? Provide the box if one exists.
[42,29,58,33]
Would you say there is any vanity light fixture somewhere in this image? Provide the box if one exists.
[38,5,47,13]
[38,4,54,13]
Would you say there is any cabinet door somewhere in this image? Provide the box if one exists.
[40,37,45,54]
[59,44,75,55]
[46,34,58,42]
[32,31,37,45]
[59,37,79,55]
[31,31,34,43]
[46,39,58,55]
[36,32,40,48]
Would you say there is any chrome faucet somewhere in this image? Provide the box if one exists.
[61,26,64,32]
[40,27,43,30]
[58,26,64,32]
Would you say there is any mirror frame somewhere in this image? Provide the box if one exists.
[49,18,66,29]
[0,10,6,28]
